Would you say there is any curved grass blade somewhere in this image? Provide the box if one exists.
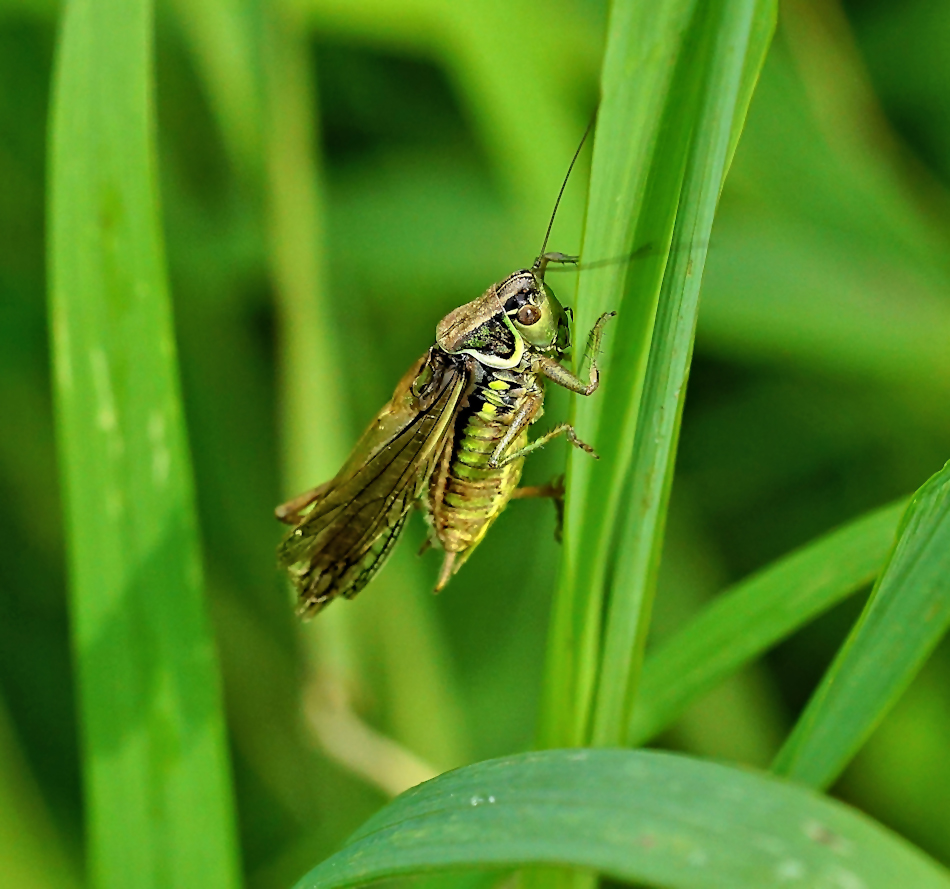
[48,0,240,885]
[539,0,699,751]
[293,749,950,889]
[630,499,906,745]
[773,461,950,789]
[539,0,776,751]
[589,0,777,747]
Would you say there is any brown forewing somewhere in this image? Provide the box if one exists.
[278,348,472,615]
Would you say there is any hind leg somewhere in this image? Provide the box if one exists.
[511,475,566,541]
[275,480,332,524]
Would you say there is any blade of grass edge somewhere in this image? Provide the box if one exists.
[292,749,950,889]
[772,460,950,789]
[629,498,905,745]
[48,0,240,885]
[590,0,777,747]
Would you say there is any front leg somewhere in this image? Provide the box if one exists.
[538,310,616,395]
[490,313,614,469]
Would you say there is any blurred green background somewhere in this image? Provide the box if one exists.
[3,0,950,886]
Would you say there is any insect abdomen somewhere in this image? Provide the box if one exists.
[432,386,526,554]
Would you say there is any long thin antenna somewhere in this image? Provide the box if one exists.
[542,238,711,273]
[545,242,655,272]
[535,115,596,264]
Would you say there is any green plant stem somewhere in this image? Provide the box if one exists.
[539,0,776,757]
[264,6,347,495]
[591,0,776,747]
[539,0,704,753]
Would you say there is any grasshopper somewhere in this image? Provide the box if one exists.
[277,134,613,616]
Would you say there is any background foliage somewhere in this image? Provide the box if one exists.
[3,0,950,887]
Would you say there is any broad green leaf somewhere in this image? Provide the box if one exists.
[48,0,240,885]
[630,499,906,745]
[293,749,950,889]
[590,0,777,747]
[773,461,950,789]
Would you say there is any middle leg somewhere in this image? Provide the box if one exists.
[492,422,599,468]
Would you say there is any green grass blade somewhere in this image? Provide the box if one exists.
[540,0,709,752]
[539,0,775,752]
[590,0,777,747]
[292,749,950,889]
[773,461,950,789]
[630,499,906,745]
[264,10,347,493]
[48,0,241,885]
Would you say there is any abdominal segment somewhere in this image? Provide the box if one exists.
[426,378,528,586]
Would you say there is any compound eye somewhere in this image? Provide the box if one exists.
[516,304,542,325]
